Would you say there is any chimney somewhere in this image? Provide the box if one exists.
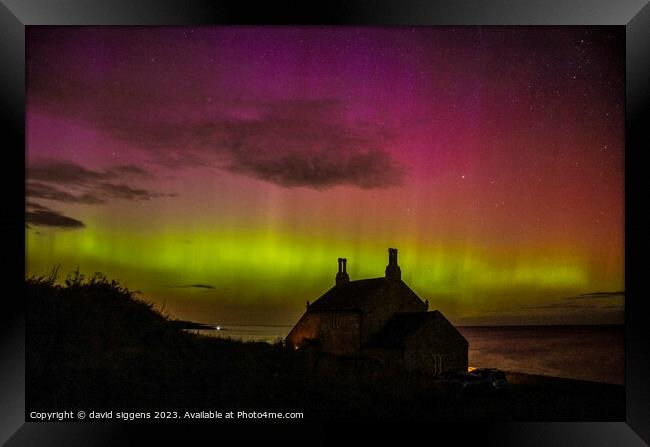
[385,248,401,281]
[336,257,350,285]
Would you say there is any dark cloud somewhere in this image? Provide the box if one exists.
[153,104,405,189]
[165,284,215,289]
[523,303,597,310]
[28,42,407,190]
[565,291,625,300]
[28,161,149,186]
[223,134,405,189]
[207,104,405,189]
[96,182,176,201]
[26,201,52,212]
[85,102,408,190]
[27,181,106,204]
[522,291,625,311]
[109,165,148,176]
[27,160,175,205]
[26,207,85,229]
[29,160,114,186]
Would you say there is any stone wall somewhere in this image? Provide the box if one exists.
[286,312,322,348]
[402,320,468,374]
[286,310,361,356]
[361,347,405,372]
[359,281,427,344]
[361,315,468,375]
[317,311,361,355]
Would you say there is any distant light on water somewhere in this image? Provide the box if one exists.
[199,324,292,344]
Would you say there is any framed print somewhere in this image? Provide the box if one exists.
[2,0,649,445]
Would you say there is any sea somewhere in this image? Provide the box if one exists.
[192,324,624,385]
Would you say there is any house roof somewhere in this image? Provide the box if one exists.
[362,311,467,349]
[307,277,388,312]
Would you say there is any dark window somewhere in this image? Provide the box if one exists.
[433,354,443,375]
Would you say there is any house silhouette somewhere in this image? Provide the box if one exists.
[287,248,468,375]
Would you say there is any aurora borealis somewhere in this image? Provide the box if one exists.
[25,26,624,326]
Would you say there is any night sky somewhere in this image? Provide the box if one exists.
[25,26,624,326]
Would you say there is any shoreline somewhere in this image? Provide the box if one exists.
[503,370,624,388]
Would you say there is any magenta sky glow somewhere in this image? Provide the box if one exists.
[26,27,624,326]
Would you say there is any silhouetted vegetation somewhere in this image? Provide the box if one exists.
[26,269,624,421]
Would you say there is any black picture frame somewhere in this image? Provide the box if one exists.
[2,0,648,445]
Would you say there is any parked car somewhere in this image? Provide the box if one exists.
[471,368,510,391]
[434,371,490,392]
